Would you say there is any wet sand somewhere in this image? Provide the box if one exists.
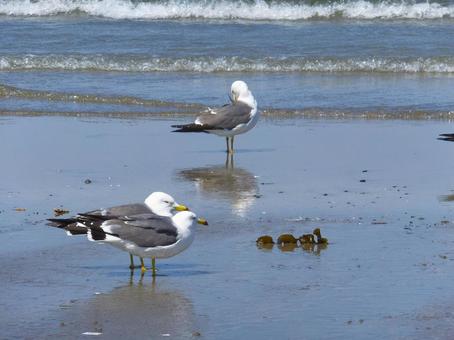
[2,116,454,339]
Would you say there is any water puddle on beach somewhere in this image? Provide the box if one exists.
[2,116,454,338]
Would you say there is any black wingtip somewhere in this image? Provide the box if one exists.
[77,213,111,220]
[171,123,188,132]
[46,218,78,227]
[438,133,454,142]
[170,123,208,133]
[65,226,88,235]
[89,227,107,241]
[171,125,182,130]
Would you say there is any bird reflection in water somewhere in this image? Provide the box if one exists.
[54,279,200,338]
[176,154,259,217]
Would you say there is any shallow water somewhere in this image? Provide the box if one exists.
[1,5,454,117]
[2,116,454,338]
[2,1,454,337]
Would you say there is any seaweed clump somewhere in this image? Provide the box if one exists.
[256,228,329,253]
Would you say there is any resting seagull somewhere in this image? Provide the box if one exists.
[172,80,259,154]
[47,192,189,269]
[82,211,208,275]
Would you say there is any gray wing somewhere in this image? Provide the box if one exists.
[84,203,150,217]
[103,214,178,248]
[196,102,253,130]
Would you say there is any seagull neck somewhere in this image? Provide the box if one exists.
[172,215,194,235]
[144,200,172,217]
[237,92,256,109]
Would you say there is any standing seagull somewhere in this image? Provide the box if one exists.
[172,80,259,153]
[83,211,208,275]
[47,192,189,269]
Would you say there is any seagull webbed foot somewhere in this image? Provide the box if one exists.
[140,258,147,273]
[151,257,157,277]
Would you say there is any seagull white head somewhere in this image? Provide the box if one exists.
[172,211,208,231]
[144,192,188,217]
[230,80,256,108]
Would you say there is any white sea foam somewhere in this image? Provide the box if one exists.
[1,54,454,73]
[0,0,453,20]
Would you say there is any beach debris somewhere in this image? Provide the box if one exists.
[299,234,316,252]
[256,235,274,245]
[81,332,102,336]
[299,234,316,244]
[278,242,298,252]
[256,235,275,250]
[14,208,26,212]
[276,234,299,251]
[256,229,329,252]
[313,228,328,244]
[277,234,298,245]
[299,232,329,254]
[53,208,69,217]
[84,179,92,184]
[360,179,366,183]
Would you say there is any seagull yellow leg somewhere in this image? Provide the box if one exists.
[140,257,147,274]
[225,152,234,168]
[129,254,135,270]
[152,257,156,276]
[226,136,234,154]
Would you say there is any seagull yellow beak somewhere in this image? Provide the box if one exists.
[175,204,189,211]
[197,218,208,226]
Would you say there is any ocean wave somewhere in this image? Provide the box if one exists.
[0,0,454,20]
[1,55,454,73]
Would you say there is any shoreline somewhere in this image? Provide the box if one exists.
[1,109,454,121]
